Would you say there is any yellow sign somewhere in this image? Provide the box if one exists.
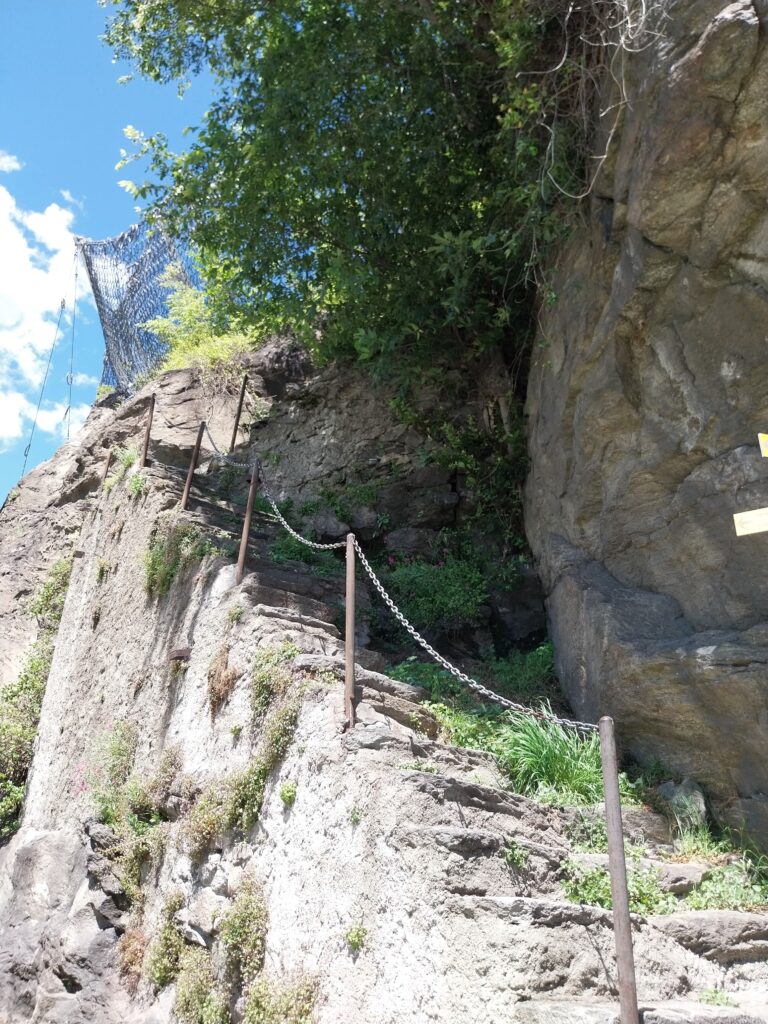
[734,506,768,537]
[759,433,768,458]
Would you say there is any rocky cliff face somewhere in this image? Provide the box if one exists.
[4,348,768,1022]
[525,0,768,847]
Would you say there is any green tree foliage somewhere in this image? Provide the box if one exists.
[104,0,580,373]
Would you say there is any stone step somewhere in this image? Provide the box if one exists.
[512,1000,767,1024]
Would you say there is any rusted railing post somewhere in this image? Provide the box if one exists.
[599,716,640,1024]
[236,465,259,584]
[230,374,248,452]
[181,421,206,512]
[141,392,155,468]
[344,533,356,728]
[101,449,113,486]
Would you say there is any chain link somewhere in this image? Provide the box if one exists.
[352,538,597,733]
[170,411,594,731]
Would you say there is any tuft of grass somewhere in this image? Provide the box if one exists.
[221,877,268,984]
[0,558,72,838]
[344,924,367,953]
[242,977,316,1024]
[143,890,185,988]
[174,947,230,1024]
[279,781,297,807]
[128,472,148,498]
[144,515,223,598]
[400,760,438,774]
[565,812,609,853]
[350,806,362,825]
[699,989,738,1008]
[562,861,677,916]
[96,557,110,583]
[250,642,299,720]
[228,604,245,624]
[501,837,529,870]
[186,696,302,857]
[103,446,139,493]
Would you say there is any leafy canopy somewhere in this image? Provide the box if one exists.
[104,0,575,372]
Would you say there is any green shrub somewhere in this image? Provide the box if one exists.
[269,533,341,579]
[699,989,738,1007]
[250,642,299,720]
[242,978,316,1024]
[344,924,367,953]
[501,838,529,870]
[221,877,268,983]
[128,472,148,498]
[116,446,138,470]
[144,516,221,597]
[385,555,487,633]
[684,861,768,912]
[174,947,230,1024]
[0,559,72,838]
[565,812,609,853]
[280,781,297,807]
[96,384,115,402]
[144,891,185,988]
[563,861,676,916]
[228,604,245,624]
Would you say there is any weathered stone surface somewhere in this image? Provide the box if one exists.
[525,0,768,846]
[657,780,709,831]
[650,910,768,966]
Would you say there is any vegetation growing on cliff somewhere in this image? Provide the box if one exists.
[0,557,72,839]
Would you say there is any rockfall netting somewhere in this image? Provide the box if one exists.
[76,222,197,393]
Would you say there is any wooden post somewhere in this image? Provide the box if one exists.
[181,421,206,512]
[230,374,248,452]
[236,466,259,584]
[599,716,640,1024]
[141,392,155,468]
[101,449,113,486]
[344,533,356,728]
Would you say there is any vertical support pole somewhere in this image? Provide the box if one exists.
[141,392,155,468]
[599,716,640,1024]
[344,533,356,728]
[181,421,206,512]
[101,449,113,486]
[236,466,259,585]
[230,374,248,452]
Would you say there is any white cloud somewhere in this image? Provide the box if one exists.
[73,371,99,387]
[60,189,84,211]
[0,180,95,455]
[0,151,22,174]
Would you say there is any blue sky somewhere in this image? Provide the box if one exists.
[0,1,210,501]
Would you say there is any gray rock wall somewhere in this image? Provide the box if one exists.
[525,0,768,844]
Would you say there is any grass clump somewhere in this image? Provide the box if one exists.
[228,604,245,624]
[88,729,179,902]
[186,697,302,856]
[699,989,738,1007]
[250,642,299,720]
[242,977,316,1024]
[563,861,676,916]
[144,890,185,988]
[174,947,230,1024]
[128,472,148,498]
[104,446,139,493]
[565,812,609,853]
[501,838,529,870]
[0,558,72,838]
[221,877,268,984]
[385,554,487,634]
[144,515,222,598]
[684,860,768,912]
[269,532,341,579]
[280,781,297,807]
[344,924,367,953]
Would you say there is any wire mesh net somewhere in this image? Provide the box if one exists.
[76,221,197,393]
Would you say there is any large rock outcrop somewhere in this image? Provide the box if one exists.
[525,0,768,844]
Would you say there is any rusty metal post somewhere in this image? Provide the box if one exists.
[236,465,259,584]
[181,421,206,511]
[344,533,356,728]
[101,449,113,486]
[141,392,155,467]
[599,716,640,1024]
[230,374,248,452]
